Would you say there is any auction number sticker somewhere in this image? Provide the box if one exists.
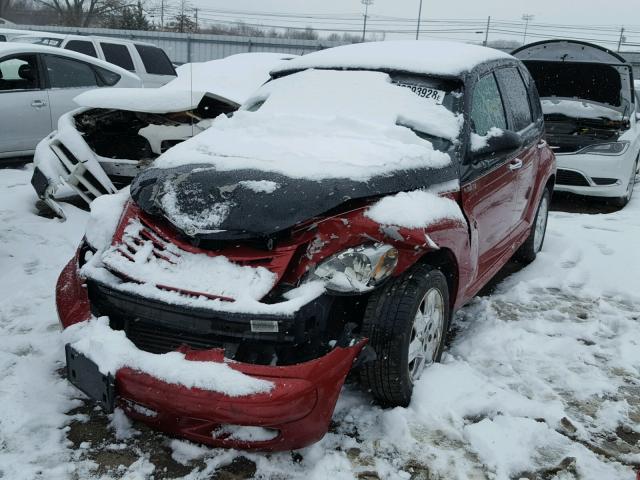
[395,82,446,104]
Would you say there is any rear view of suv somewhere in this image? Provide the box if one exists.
[12,33,176,86]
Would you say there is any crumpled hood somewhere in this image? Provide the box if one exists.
[131,164,458,240]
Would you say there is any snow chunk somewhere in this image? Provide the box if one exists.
[238,180,279,193]
[75,52,294,113]
[85,189,129,250]
[272,40,512,77]
[470,127,503,152]
[63,317,273,396]
[85,218,277,302]
[542,99,623,120]
[365,190,465,229]
[213,425,279,442]
[153,69,461,181]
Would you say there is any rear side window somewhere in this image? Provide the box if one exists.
[65,40,97,58]
[135,44,175,76]
[93,65,121,86]
[495,67,533,131]
[470,74,507,136]
[100,42,135,71]
[44,55,98,88]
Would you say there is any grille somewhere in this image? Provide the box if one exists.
[557,169,591,187]
[125,319,225,354]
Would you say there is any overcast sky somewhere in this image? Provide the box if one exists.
[185,0,639,48]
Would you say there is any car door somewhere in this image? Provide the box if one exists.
[0,53,52,155]
[460,71,521,294]
[41,53,101,125]
[494,66,541,232]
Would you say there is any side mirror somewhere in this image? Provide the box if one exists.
[471,129,522,160]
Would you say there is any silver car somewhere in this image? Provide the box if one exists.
[0,42,141,160]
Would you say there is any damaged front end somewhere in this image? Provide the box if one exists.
[56,163,459,449]
[32,95,237,219]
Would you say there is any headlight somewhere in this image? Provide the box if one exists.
[578,141,629,156]
[311,244,399,293]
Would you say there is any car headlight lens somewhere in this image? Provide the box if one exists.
[578,141,629,156]
[311,244,399,293]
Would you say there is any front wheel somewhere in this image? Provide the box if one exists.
[515,188,551,264]
[359,264,450,407]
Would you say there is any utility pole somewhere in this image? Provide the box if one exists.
[617,27,625,52]
[194,8,198,33]
[361,0,373,42]
[483,16,491,46]
[160,0,164,29]
[416,0,423,40]
[522,14,534,44]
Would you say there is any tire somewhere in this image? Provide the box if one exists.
[515,188,551,264]
[359,263,450,407]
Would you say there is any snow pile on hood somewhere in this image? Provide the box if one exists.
[271,40,512,77]
[365,190,465,228]
[152,69,462,181]
[63,317,273,396]
[541,99,623,120]
[85,188,129,250]
[74,52,294,113]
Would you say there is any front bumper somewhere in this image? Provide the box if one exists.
[554,151,637,198]
[56,253,366,451]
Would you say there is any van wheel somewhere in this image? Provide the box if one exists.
[359,264,450,407]
[515,188,551,264]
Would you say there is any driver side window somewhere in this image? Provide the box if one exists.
[470,74,507,136]
[0,54,40,91]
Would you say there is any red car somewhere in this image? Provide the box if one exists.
[58,41,556,451]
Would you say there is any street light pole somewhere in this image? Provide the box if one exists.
[483,16,491,46]
[522,14,534,44]
[361,0,374,42]
[416,0,423,40]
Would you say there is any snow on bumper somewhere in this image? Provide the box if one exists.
[56,250,366,450]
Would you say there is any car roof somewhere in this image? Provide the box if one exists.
[0,42,141,80]
[11,31,156,47]
[271,40,514,79]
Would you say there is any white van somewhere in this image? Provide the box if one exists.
[12,33,176,86]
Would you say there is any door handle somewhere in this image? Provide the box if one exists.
[537,140,547,149]
[509,159,523,171]
[31,99,47,108]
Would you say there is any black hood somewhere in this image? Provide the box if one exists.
[131,164,458,240]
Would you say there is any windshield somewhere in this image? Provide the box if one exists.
[244,69,463,152]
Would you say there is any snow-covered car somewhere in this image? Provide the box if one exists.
[514,40,640,206]
[0,42,141,161]
[12,33,176,87]
[57,41,556,451]
[31,52,294,218]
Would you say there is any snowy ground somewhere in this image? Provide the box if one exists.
[1,165,639,480]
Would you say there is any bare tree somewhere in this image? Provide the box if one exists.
[34,0,132,27]
[0,0,12,17]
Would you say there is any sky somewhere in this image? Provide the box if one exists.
[179,0,640,49]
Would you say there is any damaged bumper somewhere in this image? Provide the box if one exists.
[57,251,367,451]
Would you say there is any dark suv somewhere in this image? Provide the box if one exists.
[57,41,556,451]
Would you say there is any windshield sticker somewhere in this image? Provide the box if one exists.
[395,83,446,104]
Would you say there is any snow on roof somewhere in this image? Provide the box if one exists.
[74,52,294,113]
[271,40,513,78]
[153,69,462,181]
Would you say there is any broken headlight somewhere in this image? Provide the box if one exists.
[310,244,398,294]
[578,141,629,156]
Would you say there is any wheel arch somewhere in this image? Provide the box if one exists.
[416,248,459,310]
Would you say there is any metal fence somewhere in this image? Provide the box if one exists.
[7,24,640,78]
[7,24,346,63]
